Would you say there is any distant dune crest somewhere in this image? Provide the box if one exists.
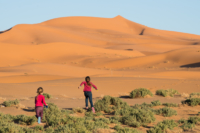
[0,16,200,83]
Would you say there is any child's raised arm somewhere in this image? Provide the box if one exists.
[78,81,85,89]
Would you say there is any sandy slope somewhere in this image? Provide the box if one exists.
[0,16,200,132]
[0,15,199,82]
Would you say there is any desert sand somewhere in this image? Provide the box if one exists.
[0,16,200,132]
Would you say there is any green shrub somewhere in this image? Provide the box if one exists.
[94,118,110,124]
[190,92,200,98]
[61,109,74,115]
[15,115,37,125]
[34,125,44,131]
[130,88,153,98]
[121,116,141,127]
[109,116,121,124]
[72,107,86,113]
[114,125,141,133]
[118,107,155,127]
[162,103,178,107]
[45,126,55,133]
[156,89,179,97]
[154,107,177,117]
[151,100,162,106]
[94,96,130,112]
[43,93,51,99]
[178,117,200,131]
[2,99,19,107]
[182,98,200,106]
[95,112,103,117]
[147,120,178,133]
[0,121,24,133]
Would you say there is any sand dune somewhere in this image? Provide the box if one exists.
[1,16,200,133]
[0,15,200,83]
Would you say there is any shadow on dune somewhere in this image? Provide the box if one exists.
[180,62,200,68]
[119,95,130,99]
[193,42,199,45]
[23,107,35,112]
[139,29,145,35]
[62,108,73,110]
[0,27,12,34]
[125,49,133,51]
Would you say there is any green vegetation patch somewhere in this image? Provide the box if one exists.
[130,88,153,98]
[178,117,200,131]
[156,89,179,97]
[154,107,177,117]
[114,125,141,133]
[182,98,200,106]
[2,99,19,107]
[162,103,178,107]
[147,120,178,133]
[43,93,52,99]
[94,95,129,112]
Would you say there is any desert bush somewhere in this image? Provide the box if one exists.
[94,120,109,129]
[94,96,129,112]
[43,103,66,126]
[45,126,55,133]
[2,99,19,107]
[72,107,86,113]
[34,125,44,131]
[114,125,141,133]
[43,93,51,99]
[95,112,103,117]
[178,117,200,131]
[130,88,153,98]
[190,92,200,98]
[151,100,162,106]
[121,116,141,127]
[85,111,94,120]
[156,89,179,97]
[109,116,121,124]
[182,98,200,106]
[162,103,178,107]
[118,108,155,127]
[94,117,110,124]
[15,115,37,125]
[154,107,177,117]
[0,121,24,133]
[147,119,178,133]
[61,109,74,115]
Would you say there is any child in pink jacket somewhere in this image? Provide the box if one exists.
[35,87,47,124]
[78,76,98,113]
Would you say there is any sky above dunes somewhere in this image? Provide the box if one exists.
[0,0,200,35]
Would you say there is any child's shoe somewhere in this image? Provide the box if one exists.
[92,107,95,113]
[38,117,41,124]
[85,107,88,110]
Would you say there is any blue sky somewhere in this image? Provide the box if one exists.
[0,0,200,35]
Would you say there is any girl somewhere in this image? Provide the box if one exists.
[35,87,47,124]
[78,76,98,113]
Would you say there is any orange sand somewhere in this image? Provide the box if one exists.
[0,16,200,132]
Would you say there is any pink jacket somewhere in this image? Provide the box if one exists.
[80,81,97,92]
[35,95,47,107]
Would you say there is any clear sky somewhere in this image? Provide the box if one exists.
[0,0,200,35]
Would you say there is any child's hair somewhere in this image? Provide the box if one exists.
[85,76,92,86]
[37,87,43,95]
